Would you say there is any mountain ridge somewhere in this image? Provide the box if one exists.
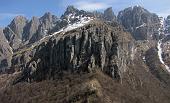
[0,5,170,103]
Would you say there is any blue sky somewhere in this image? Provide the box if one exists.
[0,0,170,27]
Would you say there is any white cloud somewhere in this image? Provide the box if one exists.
[73,1,111,11]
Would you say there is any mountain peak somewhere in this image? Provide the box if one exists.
[104,7,113,14]
[66,5,78,13]
[118,6,159,40]
[167,15,170,19]
[10,15,28,26]
[10,16,27,25]
[42,12,52,17]
[133,5,144,10]
[62,5,80,18]
[105,7,113,11]
[8,15,28,39]
[13,15,27,20]
[104,7,116,21]
[40,12,52,21]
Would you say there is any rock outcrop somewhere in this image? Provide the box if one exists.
[23,16,40,42]
[0,29,13,72]
[0,6,170,103]
[165,15,170,34]
[2,6,117,50]
[104,7,116,21]
[60,6,117,26]
[3,13,59,49]
[0,6,118,72]
[3,27,22,50]
[3,16,28,49]
[159,15,170,69]
[12,20,133,82]
[118,6,160,40]
[8,16,28,39]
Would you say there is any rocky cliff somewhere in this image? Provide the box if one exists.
[12,20,133,83]
[118,6,160,40]
[2,6,116,51]
[0,5,170,103]
[0,29,13,72]
[3,13,58,50]
[165,15,170,34]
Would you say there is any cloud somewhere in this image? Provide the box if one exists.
[73,1,111,11]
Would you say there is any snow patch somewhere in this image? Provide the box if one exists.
[67,13,73,23]
[136,23,146,29]
[156,17,170,72]
[53,16,93,35]
[157,40,170,72]
[142,56,146,62]
[9,46,13,54]
[165,33,170,36]
[38,16,93,43]
[44,29,48,34]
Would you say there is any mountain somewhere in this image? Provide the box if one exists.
[0,5,170,103]
[12,19,133,83]
[3,16,28,50]
[104,7,116,21]
[2,6,117,51]
[118,6,160,40]
[3,13,59,50]
[0,29,13,72]
[158,16,170,72]
[165,15,170,33]
[117,6,170,84]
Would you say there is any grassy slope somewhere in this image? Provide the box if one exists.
[0,66,170,103]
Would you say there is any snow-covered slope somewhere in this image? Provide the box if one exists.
[52,16,93,35]
[29,16,93,49]
[157,17,170,72]
[157,41,170,72]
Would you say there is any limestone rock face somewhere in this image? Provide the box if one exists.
[25,13,59,43]
[3,27,22,50]
[8,16,28,39]
[2,6,117,51]
[3,13,59,49]
[0,29,13,72]
[1,6,170,103]
[23,17,40,42]
[165,15,170,34]
[40,12,57,30]
[104,7,116,21]
[60,6,117,26]
[118,6,160,40]
[60,6,93,27]
[62,6,79,17]
[3,16,28,49]
[12,20,133,82]
[159,15,170,69]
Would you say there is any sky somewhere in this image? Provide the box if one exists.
[0,0,170,27]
